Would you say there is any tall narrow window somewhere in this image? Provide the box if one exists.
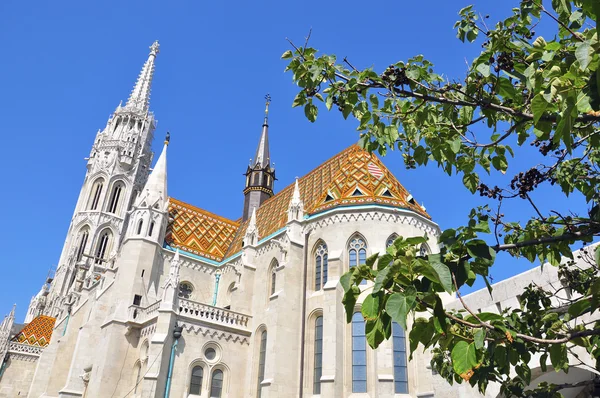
[349,236,367,285]
[386,234,399,249]
[88,179,104,210]
[95,230,111,264]
[352,312,367,393]
[270,260,278,296]
[137,219,144,235]
[392,322,408,393]
[313,316,323,394]
[257,330,267,398]
[189,366,203,395]
[314,242,328,290]
[76,230,89,262]
[210,369,223,397]
[148,221,155,237]
[134,362,142,394]
[107,182,124,214]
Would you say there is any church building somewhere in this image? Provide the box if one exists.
[0,40,440,398]
[3,41,595,398]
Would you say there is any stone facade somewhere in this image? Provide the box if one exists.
[0,41,596,398]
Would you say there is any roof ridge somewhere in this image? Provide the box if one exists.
[169,197,240,226]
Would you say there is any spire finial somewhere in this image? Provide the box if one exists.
[149,40,160,57]
[125,41,160,113]
[264,93,271,125]
[165,131,171,146]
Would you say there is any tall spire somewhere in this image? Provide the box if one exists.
[125,40,160,114]
[135,132,168,207]
[254,94,271,168]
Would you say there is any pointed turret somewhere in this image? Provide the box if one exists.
[243,95,276,221]
[0,305,15,367]
[244,208,259,246]
[125,40,159,114]
[287,178,304,222]
[135,134,168,208]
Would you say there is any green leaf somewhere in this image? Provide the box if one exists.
[531,94,549,124]
[575,41,592,70]
[385,287,417,330]
[365,314,391,349]
[304,103,318,122]
[426,254,454,293]
[467,240,496,265]
[568,298,591,317]
[516,364,531,384]
[476,63,491,77]
[340,271,354,292]
[549,343,568,371]
[373,263,395,293]
[342,286,361,323]
[281,50,293,59]
[362,292,382,321]
[463,173,479,194]
[451,341,478,376]
[474,328,485,349]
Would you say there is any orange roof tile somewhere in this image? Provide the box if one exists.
[11,315,55,347]
[224,145,428,257]
[167,145,428,262]
[166,198,240,261]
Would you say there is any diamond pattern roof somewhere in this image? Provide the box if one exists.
[11,315,55,347]
[165,198,240,261]
[168,145,428,262]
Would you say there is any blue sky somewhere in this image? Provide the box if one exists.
[0,0,591,321]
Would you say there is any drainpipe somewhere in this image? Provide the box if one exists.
[212,272,221,307]
[0,359,7,378]
[62,306,72,336]
[164,324,183,398]
[298,229,311,398]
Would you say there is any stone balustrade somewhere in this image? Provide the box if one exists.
[178,299,251,331]
[128,300,162,324]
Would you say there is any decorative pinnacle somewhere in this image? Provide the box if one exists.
[165,131,171,146]
[149,40,160,57]
[264,93,271,125]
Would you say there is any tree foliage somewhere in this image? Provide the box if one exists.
[284,1,600,396]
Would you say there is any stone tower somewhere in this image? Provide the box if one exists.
[40,41,161,320]
[242,96,275,221]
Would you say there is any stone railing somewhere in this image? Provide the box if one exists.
[129,300,162,324]
[178,299,251,331]
[8,342,43,356]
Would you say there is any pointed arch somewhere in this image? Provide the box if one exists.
[75,226,91,262]
[348,233,368,285]
[386,233,399,249]
[313,240,328,291]
[87,177,105,210]
[106,180,126,215]
[137,219,144,235]
[268,259,278,296]
[94,229,113,264]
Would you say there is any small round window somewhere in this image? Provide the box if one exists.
[205,347,216,361]
[178,282,193,299]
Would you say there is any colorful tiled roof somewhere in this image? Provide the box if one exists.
[167,145,428,262]
[166,198,240,261]
[11,315,55,347]
[224,145,428,257]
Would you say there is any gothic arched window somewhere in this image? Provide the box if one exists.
[348,235,367,285]
[88,178,105,210]
[257,330,267,398]
[178,282,193,299]
[392,322,409,393]
[269,260,278,296]
[189,365,204,395]
[210,369,224,398]
[386,233,399,249]
[148,221,155,237]
[313,316,323,394]
[76,229,89,262]
[137,219,144,235]
[314,242,328,291]
[107,181,125,214]
[352,312,367,393]
[95,230,112,264]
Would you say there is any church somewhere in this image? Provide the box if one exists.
[0,41,597,398]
